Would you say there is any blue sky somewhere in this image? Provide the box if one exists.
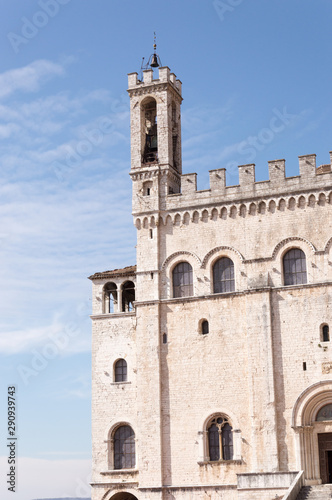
[0,1,331,499]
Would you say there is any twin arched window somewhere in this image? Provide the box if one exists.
[283,248,307,285]
[207,415,233,461]
[103,281,135,313]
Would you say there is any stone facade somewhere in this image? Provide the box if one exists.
[90,65,332,500]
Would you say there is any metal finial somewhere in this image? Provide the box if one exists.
[141,34,162,72]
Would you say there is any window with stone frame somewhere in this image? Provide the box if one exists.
[201,319,209,335]
[113,425,135,469]
[114,359,127,382]
[322,324,330,342]
[208,415,233,461]
[283,248,307,285]
[213,257,235,293]
[172,262,193,298]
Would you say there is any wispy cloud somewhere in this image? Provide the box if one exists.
[0,60,64,99]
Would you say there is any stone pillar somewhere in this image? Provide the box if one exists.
[197,430,205,462]
[233,429,242,461]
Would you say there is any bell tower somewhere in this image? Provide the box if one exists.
[127,54,183,215]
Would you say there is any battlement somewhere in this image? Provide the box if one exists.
[127,66,182,96]
[174,151,332,208]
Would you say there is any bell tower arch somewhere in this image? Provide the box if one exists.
[127,65,183,215]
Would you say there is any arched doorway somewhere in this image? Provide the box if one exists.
[110,493,138,500]
[292,381,332,484]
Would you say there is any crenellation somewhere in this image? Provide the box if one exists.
[299,153,316,178]
[142,69,153,83]
[127,66,182,97]
[209,168,226,191]
[181,173,197,194]
[238,163,256,187]
[159,66,170,82]
[160,152,332,212]
[268,159,285,183]
[127,71,139,88]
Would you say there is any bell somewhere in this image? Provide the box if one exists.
[150,53,159,68]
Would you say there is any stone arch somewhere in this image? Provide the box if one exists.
[230,205,237,219]
[135,218,141,229]
[249,202,256,215]
[288,197,296,211]
[211,208,218,221]
[201,245,244,269]
[142,217,148,229]
[318,193,326,206]
[202,209,209,222]
[221,207,227,220]
[183,211,190,225]
[174,213,181,226]
[298,195,306,209]
[165,214,172,226]
[200,407,240,432]
[324,237,332,254]
[192,210,199,223]
[292,381,332,427]
[308,194,316,207]
[272,237,317,260]
[161,250,201,272]
[268,200,276,213]
[258,201,266,214]
[104,418,136,443]
[278,198,286,211]
[239,204,247,218]
[102,490,140,500]
[161,251,199,300]
[292,381,332,483]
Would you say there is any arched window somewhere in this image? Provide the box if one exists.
[113,425,135,469]
[104,282,117,313]
[201,320,209,335]
[208,416,233,461]
[322,324,330,342]
[172,262,193,298]
[142,98,158,163]
[213,257,235,293]
[114,359,127,382]
[283,248,307,285]
[122,281,135,312]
